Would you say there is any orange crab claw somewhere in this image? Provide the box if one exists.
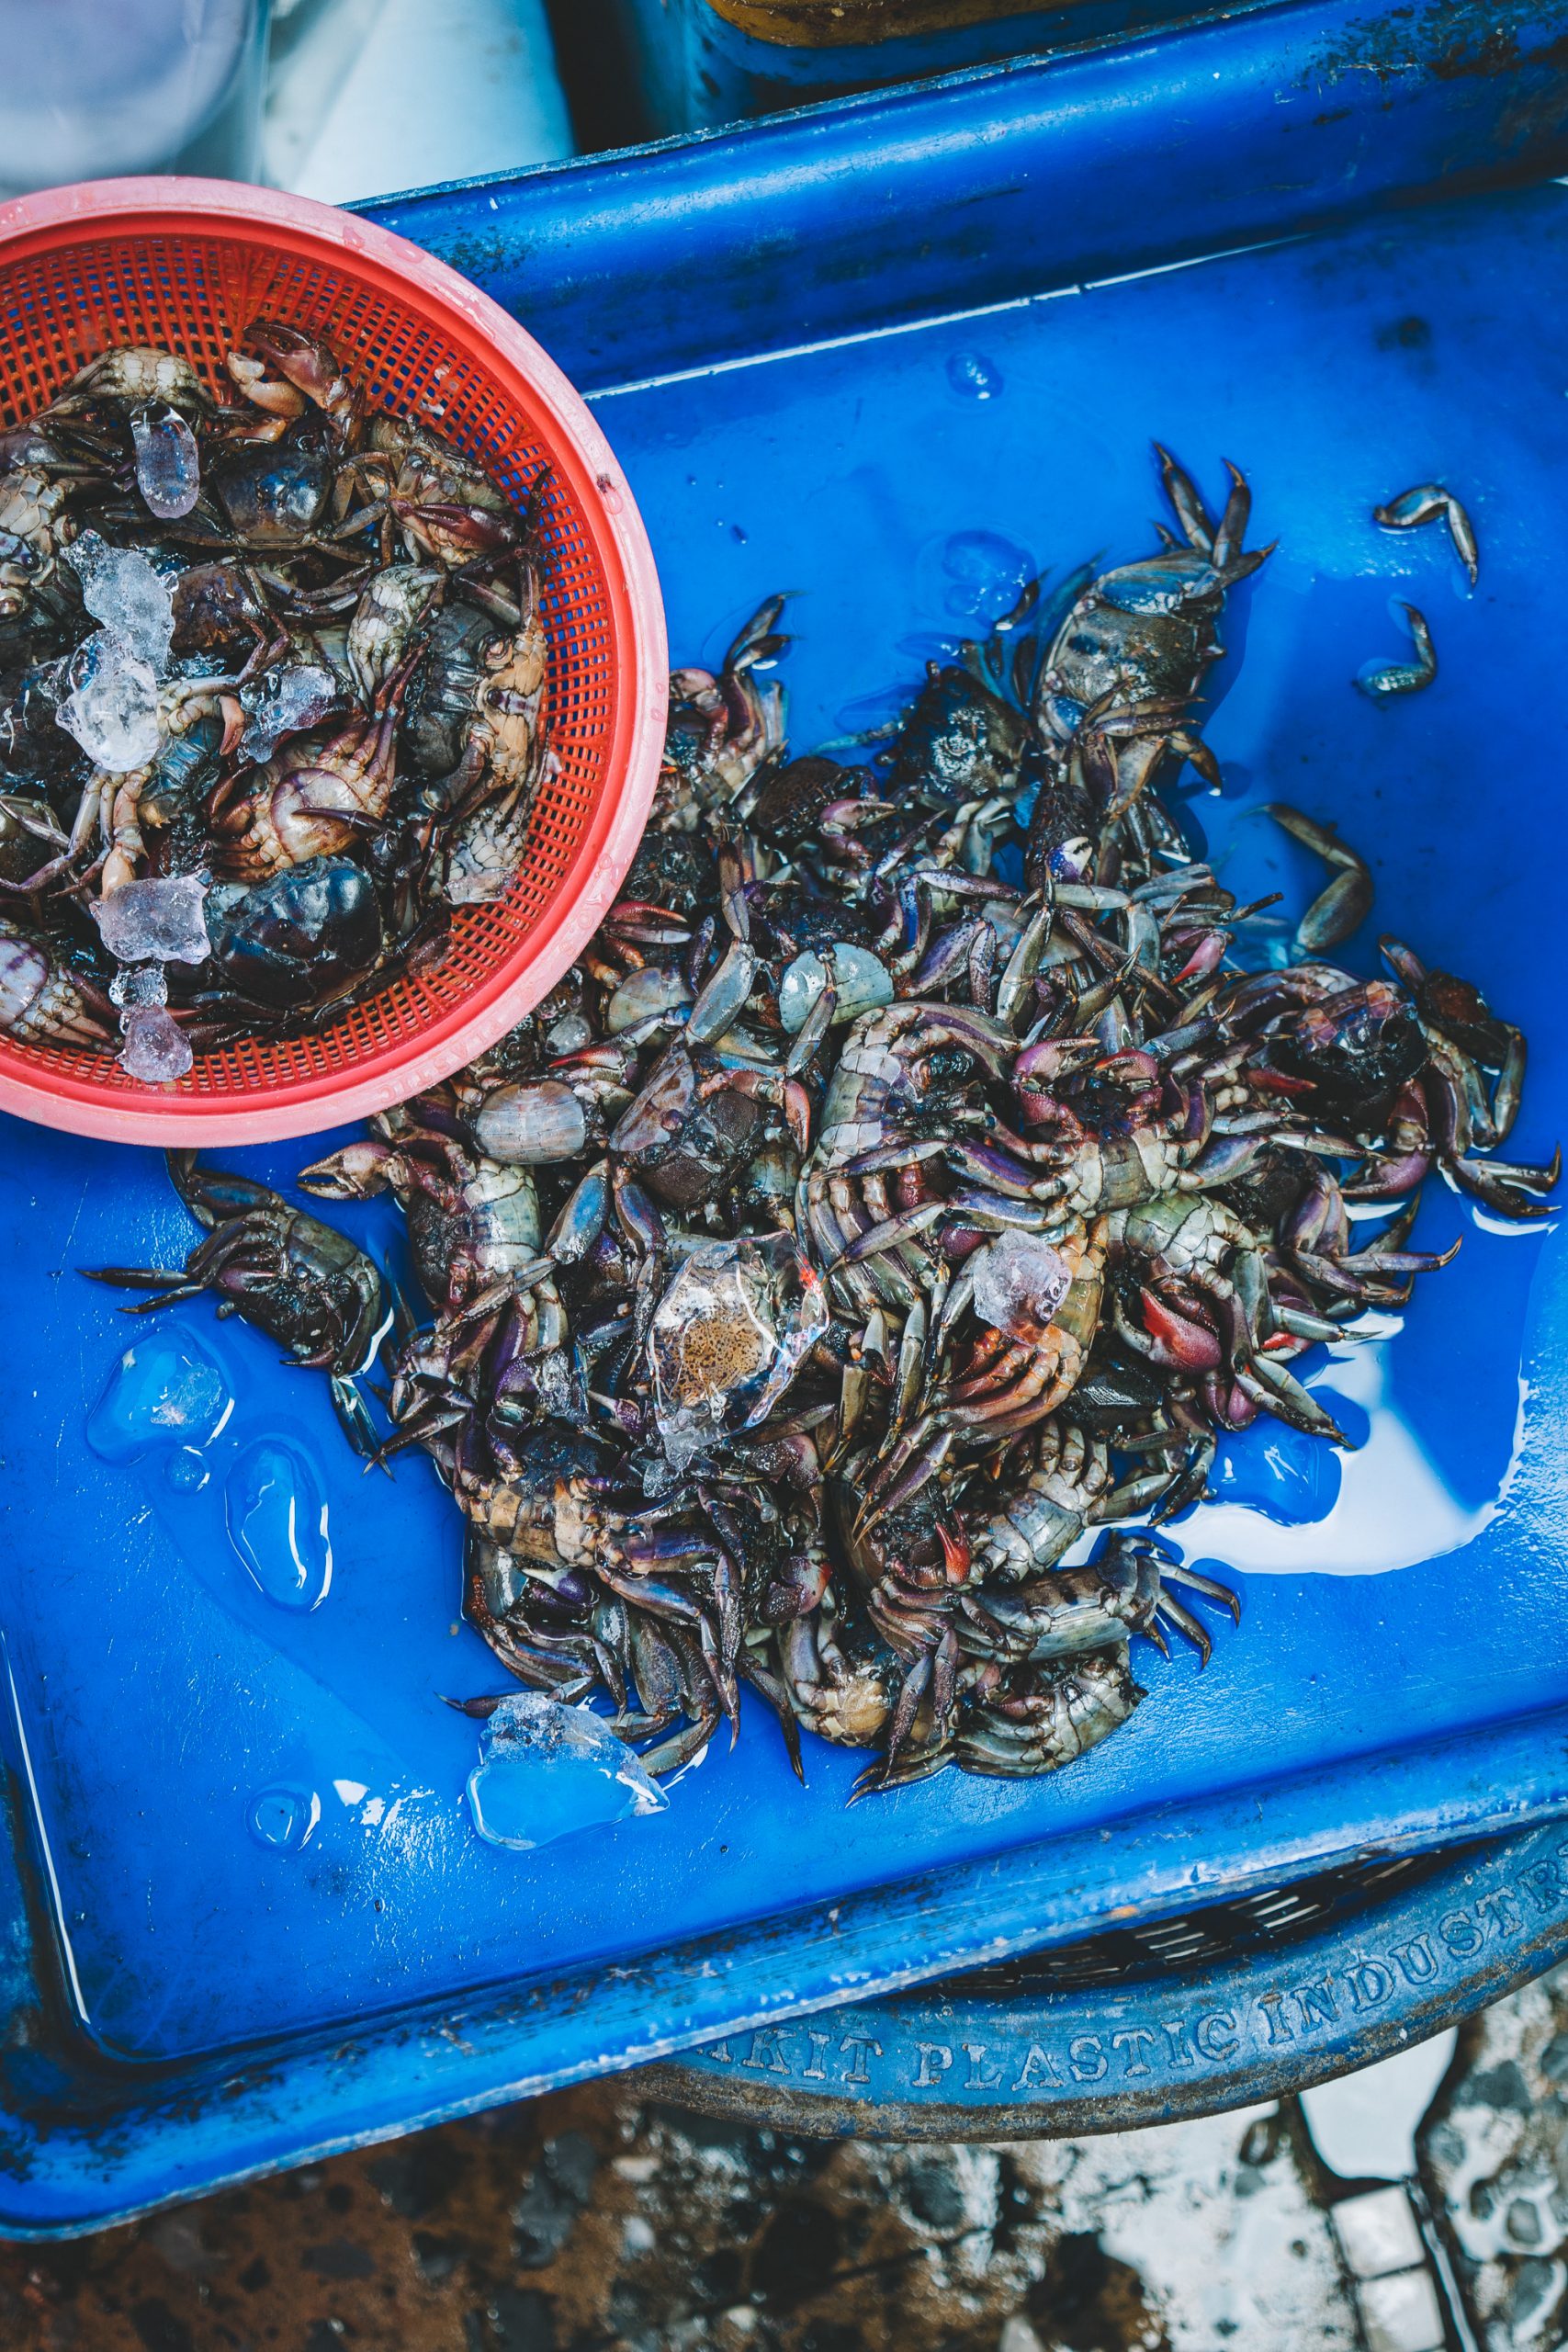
[938,1517,973,1586]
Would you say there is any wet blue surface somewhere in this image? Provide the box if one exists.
[0,180,1564,2074]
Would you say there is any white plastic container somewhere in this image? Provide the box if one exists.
[0,0,269,194]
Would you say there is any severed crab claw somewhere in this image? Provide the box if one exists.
[1262,802,1373,956]
[1356,601,1437,699]
[1374,481,1479,589]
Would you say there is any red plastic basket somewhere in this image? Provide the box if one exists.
[0,178,667,1146]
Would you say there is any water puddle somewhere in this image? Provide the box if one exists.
[927,527,1033,621]
[226,1439,333,1612]
[1176,1324,1525,1577]
[247,1784,321,1854]
[78,1305,461,1856]
[946,350,1004,401]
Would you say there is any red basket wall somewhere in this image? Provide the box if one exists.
[0,181,665,1144]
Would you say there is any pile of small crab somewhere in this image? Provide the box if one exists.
[92,447,1558,1793]
[0,324,548,1072]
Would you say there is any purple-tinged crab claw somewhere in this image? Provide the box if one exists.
[543,1161,611,1270]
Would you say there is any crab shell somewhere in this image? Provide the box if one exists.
[0,927,111,1047]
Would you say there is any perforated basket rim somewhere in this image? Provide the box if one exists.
[0,175,668,1148]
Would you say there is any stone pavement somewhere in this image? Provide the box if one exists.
[3,1967,1565,2352]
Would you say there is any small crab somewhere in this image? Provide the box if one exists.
[84,1152,392,1456]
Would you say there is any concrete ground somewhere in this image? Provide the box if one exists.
[1,1966,1564,2352]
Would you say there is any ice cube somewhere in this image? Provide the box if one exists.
[118,1002,192,1082]
[130,404,201,521]
[247,1785,321,1854]
[58,630,161,771]
[649,1244,777,1470]
[92,872,210,965]
[648,1232,826,1466]
[109,960,167,1008]
[466,1693,667,1852]
[971,1229,1073,1344]
[65,531,175,671]
[238,662,341,762]
[85,1328,231,1464]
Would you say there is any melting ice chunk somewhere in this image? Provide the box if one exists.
[166,1446,210,1493]
[92,872,210,965]
[648,1233,826,1471]
[65,531,175,670]
[238,662,341,763]
[130,405,201,521]
[58,630,161,771]
[971,1229,1072,1345]
[467,1693,667,1853]
[119,1004,193,1081]
[109,961,193,1081]
[85,1329,231,1464]
[938,529,1033,624]
[225,1438,333,1612]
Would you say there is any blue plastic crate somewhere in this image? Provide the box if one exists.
[1,0,1567,2226]
[650,1826,1568,2136]
[604,0,1256,134]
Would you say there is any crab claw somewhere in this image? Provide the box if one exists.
[217,692,247,759]
[391,496,517,568]
[1138,1287,1224,1373]
[241,319,359,438]
[297,1138,399,1200]
[1449,1149,1560,1221]
[759,1550,832,1625]
[1203,1374,1259,1430]
[224,348,307,426]
[937,1517,973,1587]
